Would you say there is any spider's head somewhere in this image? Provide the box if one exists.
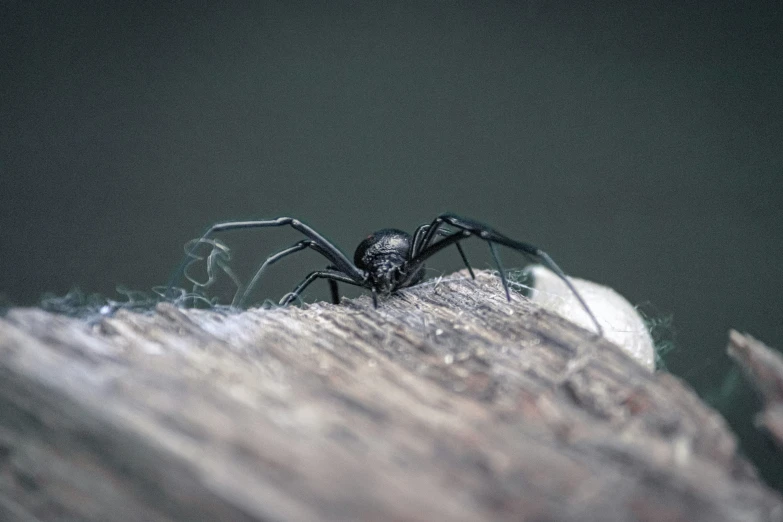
[354,229,424,295]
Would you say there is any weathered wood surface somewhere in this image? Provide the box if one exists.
[728,330,783,449]
[0,270,780,521]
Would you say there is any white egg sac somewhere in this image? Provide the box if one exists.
[521,265,655,372]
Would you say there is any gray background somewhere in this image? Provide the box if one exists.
[2,1,782,489]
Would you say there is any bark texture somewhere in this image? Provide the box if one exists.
[728,330,783,450]
[0,270,780,521]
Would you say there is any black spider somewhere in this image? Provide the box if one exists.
[165,213,603,335]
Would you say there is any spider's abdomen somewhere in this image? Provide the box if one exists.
[354,229,424,292]
[354,229,410,270]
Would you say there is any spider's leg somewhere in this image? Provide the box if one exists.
[455,242,475,279]
[166,217,364,299]
[279,269,366,307]
[239,241,359,307]
[412,214,603,336]
[417,216,449,252]
[488,242,510,301]
[417,214,484,253]
[410,224,431,257]
[410,223,474,279]
[406,230,471,277]
[328,280,340,305]
[529,249,604,334]
[322,264,342,304]
[237,239,324,307]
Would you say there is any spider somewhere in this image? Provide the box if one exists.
[165,213,603,335]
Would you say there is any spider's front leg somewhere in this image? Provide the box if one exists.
[165,217,364,305]
[237,239,323,307]
[279,270,367,307]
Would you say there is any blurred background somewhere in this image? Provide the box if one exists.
[2,0,782,489]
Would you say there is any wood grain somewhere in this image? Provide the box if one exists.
[0,271,780,521]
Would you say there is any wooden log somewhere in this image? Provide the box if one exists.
[727,330,783,450]
[0,270,780,521]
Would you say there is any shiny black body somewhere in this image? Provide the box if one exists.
[353,229,425,294]
[166,213,603,335]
